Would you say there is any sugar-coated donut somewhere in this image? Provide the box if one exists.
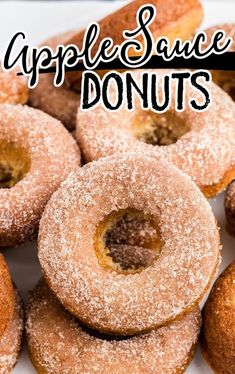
[66,0,203,91]
[225,180,235,235]
[0,105,80,247]
[0,254,14,338]
[200,262,235,374]
[0,66,28,105]
[39,154,219,335]
[26,280,201,374]
[29,31,80,131]
[204,24,235,101]
[76,69,235,198]
[0,288,24,373]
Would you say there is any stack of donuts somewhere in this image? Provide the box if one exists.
[0,1,234,373]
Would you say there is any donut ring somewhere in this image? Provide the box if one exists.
[0,104,80,247]
[0,66,28,104]
[0,254,14,338]
[204,24,235,101]
[26,280,201,374]
[65,0,203,91]
[0,288,24,373]
[225,180,235,235]
[200,261,235,374]
[29,31,80,131]
[39,154,219,335]
[76,70,235,198]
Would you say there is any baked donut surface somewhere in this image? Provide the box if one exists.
[26,280,201,374]
[0,254,14,339]
[0,288,24,374]
[39,154,219,335]
[76,69,235,198]
[225,180,235,235]
[0,104,80,247]
[200,261,235,374]
[30,0,203,129]
[65,0,203,91]
[204,24,235,101]
[29,31,80,131]
[0,254,14,338]
[0,66,28,105]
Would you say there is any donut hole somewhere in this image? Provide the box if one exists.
[95,209,162,274]
[131,111,190,146]
[228,86,235,101]
[0,141,30,188]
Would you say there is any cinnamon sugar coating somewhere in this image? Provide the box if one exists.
[76,69,235,197]
[29,31,80,131]
[0,105,80,246]
[29,0,203,128]
[26,280,201,374]
[210,25,235,235]
[200,261,235,374]
[0,288,24,374]
[39,154,219,335]
[0,66,28,105]
[0,255,14,338]
[204,23,235,51]
[65,0,203,91]
[204,24,235,101]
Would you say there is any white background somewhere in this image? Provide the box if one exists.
[0,1,234,373]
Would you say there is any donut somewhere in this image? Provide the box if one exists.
[38,154,219,335]
[0,288,24,373]
[0,66,28,104]
[200,261,235,374]
[204,24,235,101]
[65,0,204,91]
[0,104,80,247]
[0,254,14,338]
[76,69,235,198]
[29,31,80,131]
[26,280,201,374]
[30,0,203,129]
[225,180,235,235]
[0,255,14,337]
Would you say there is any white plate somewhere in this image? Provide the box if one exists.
[0,1,234,373]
